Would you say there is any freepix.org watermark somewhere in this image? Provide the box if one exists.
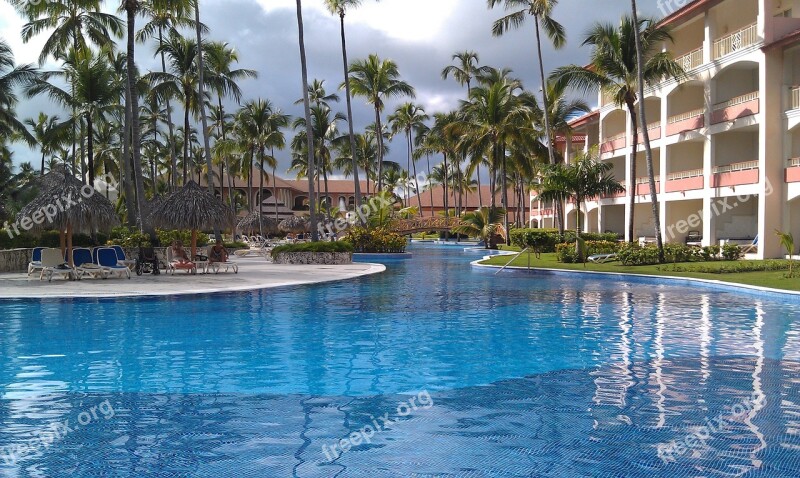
[657,0,699,17]
[2,174,119,240]
[316,194,395,238]
[656,393,765,465]
[321,390,434,463]
[0,399,116,467]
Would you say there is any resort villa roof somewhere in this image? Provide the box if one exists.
[408,185,526,216]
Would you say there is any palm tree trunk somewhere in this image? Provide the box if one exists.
[183,106,190,184]
[126,2,146,230]
[158,26,178,192]
[476,163,483,207]
[631,0,665,262]
[626,98,638,244]
[86,114,94,185]
[426,153,434,217]
[500,145,510,246]
[296,0,318,241]
[272,163,279,222]
[442,153,449,218]
[409,132,423,216]
[338,11,362,213]
[375,107,385,192]
[534,15,560,234]
[248,149,254,212]
[121,87,136,226]
[40,152,45,177]
[259,151,265,237]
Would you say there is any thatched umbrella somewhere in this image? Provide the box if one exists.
[279,215,310,234]
[237,212,279,235]
[17,169,119,266]
[148,180,233,259]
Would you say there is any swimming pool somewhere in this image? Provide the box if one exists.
[1,244,799,476]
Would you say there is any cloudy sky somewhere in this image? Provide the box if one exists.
[0,0,665,174]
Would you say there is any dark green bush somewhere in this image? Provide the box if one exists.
[157,229,208,248]
[585,240,620,255]
[342,226,407,253]
[110,226,151,248]
[511,228,620,253]
[555,243,581,263]
[670,260,790,274]
[700,245,721,261]
[0,230,37,249]
[618,243,661,266]
[271,241,354,259]
[722,243,744,261]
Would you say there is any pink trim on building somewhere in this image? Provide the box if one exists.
[711,169,759,187]
[786,166,800,183]
[600,137,626,154]
[710,99,759,124]
[636,182,661,195]
[666,115,704,136]
[666,176,704,192]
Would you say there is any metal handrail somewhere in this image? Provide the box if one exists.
[712,160,759,174]
[495,247,529,275]
[667,169,703,181]
[713,91,759,111]
[667,108,705,124]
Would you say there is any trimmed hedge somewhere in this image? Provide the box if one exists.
[511,228,620,253]
[342,226,407,253]
[0,230,108,250]
[271,241,354,259]
[556,240,621,263]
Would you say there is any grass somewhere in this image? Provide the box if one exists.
[480,250,800,292]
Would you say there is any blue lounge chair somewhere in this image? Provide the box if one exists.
[27,247,45,277]
[740,235,759,254]
[72,247,107,280]
[97,247,131,279]
[111,245,136,269]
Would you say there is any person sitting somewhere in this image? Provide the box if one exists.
[169,241,195,271]
[209,240,229,264]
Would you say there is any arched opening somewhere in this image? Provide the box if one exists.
[666,80,705,136]
[293,195,309,211]
[711,61,759,124]
[601,109,627,154]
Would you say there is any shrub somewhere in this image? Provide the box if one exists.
[271,241,354,259]
[0,230,37,249]
[670,260,790,274]
[664,243,696,263]
[585,240,619,255]
[157,229,209,248]
[618,243,660,266]
[722,243,744,261]
[341,226,408,253]
[555,243,581,263]
[700,245,721,261]
[225,241,248,249]
[511,228,620,254]
[110,226,151,248]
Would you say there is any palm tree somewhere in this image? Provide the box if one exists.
[28,47,119,186]
[347,54,415,192]
[488,0,564,169]
[453,207,506,249]
[537,147,624,252]
[295,0,319,241]
[138,0,200,190]
[1,40,38,145]
[389,102,428,216]
[418,111,459,221]
[551,15,682,245]
[25,113,67,175]
[325,0,365,212]
[630,0,665,263]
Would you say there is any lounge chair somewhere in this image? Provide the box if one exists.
[72,247,107,280]
[27,247,45,277]
[740,235,759,254]
[166,247,197,274]
[111,245,137,269]
[685,231,703,247]
[207,245,238,274]
[96,247,131,279]
[588,253,619,264]
[39,248,74,282]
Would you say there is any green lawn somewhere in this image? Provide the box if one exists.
[479,251,800,292]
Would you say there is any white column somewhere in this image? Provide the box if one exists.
[759,47,784,258]
[703,136,715,247]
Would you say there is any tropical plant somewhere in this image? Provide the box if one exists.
[452,207,507,249]
[389,102,428,215]
[0,39,38,145]
[550,15,683,247]
[775,230,796,278]
[25,113,68,175]
[347,54,415,192]
[295,0,319,241]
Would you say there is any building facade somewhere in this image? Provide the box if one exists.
[532,0,800,258]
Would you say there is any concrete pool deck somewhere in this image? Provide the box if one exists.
[0,256,385,299]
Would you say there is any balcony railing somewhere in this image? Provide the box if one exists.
[791,86,800,110]
[668,108,705,124]
[635,176,660,185]
[675,47,703,71]
[713,23,758,59]
[603,132,626,143]
[789,157,800,167]
[666,169,703,181]
[713,91,759,111]
[636,121,661,132]
[712,160,759,174]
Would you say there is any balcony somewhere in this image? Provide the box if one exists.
[603,181,627,199]
[712,23,758,60]
[675,47,703,71]
[711,91,759,124]
[790,86,800,111]
[531,208,554,217]
[666,169,704,192]
[711,160,759,187]
[635,176,661,195]
[786,157,800,183]
[600,133,627,154]
[667,109,705,136]
[636,122,661,143]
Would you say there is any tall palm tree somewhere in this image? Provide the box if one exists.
[1,40,38,145]
[389,102,428,215]
[418,111,459,220]
[325,0,365,212]
[28,47,120,185]
[25,113,67,175]
[122,0,147,228]
[488,0,564,169]
[295,0,319,241]
[550,15,683,245]
[347,54,415,192]
[453,207,506,249]
[138,0,200,190]
[537,147,624,251]
[630,0,665,263]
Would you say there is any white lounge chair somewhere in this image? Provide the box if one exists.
[96,247,131,279]
[588,253,619,264]
[72,247,107,279]
[40,248,74,282]
[166,247,197,274]
[207,245,238,274]
[740,235,759,254]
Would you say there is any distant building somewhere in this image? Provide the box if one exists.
[408,185,527,221]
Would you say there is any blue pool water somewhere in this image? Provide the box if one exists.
[1,244,800,476]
